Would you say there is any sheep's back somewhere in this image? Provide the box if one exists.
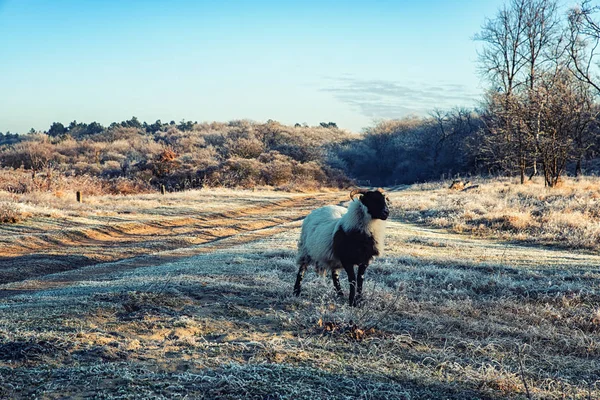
[298,205,346,266]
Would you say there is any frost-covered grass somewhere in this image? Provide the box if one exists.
[390,176,600,251]
[1,187,600,398]
[1,206,600,398]
[0,186,311,221]
[0,188,342,285]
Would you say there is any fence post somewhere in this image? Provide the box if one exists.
[160,185,166,195]
[76,191,82,203]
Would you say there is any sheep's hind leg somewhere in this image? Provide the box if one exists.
[343,263,357,307]
[293,263,309,296]
[356,264,368,305]
[331,269,344,298]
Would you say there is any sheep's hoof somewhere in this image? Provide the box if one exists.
[335,291,345,298]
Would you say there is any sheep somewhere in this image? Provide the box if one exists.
[293,188,390,306]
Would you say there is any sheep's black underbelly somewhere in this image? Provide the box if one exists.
[332,227,378,267]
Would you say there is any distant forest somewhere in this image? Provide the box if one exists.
[0,112,485,191]
[3,0,600,192]
[0,107,596,194]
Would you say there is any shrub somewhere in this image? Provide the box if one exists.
[224,158,264,188]
[0,201,25,223]
[104,177,153,195]
[0,119,356,193]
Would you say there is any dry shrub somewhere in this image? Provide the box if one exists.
[258,152,293,178]
[496,212,534,231]
[293,161,326,183]
[106,139,131,154]
[0,201,26,223]
[1,120,355,193]
[393,177,600,250]
[101,160,122,175]
[262,161,293,186]
[223,158,263,188]
[103,177,153,195]
[100,151,126,163]
[225,137,264,159]
[72,162,102,176]
[0,167,152,197]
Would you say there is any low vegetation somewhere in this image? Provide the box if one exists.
[0,119,352,195]
[0,201,26,224]
[393,177,600,251]
[0,189,599,398]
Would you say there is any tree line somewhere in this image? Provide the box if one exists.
[3,0,600,192]
[474,0,600,186]
[339,0,600,187]
[0,119,354,193]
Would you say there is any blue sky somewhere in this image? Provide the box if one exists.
[0,0,506,133]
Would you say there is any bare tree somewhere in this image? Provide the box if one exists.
[475,0,532,183]
[431,108,481,172]
[475,0,529,95]
[532,69,595,186]
[522,0,560,177]
[523,0,560,90]
[479,90,530,179]
[567,0,600,94]
[17,136,54,177]
[476,0,573,183]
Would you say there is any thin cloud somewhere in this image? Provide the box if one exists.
[322,77,480,119]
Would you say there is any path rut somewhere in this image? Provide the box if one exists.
[0,192,344,296]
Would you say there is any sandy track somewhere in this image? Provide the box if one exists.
[0,191,344,294]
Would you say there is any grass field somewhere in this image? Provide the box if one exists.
[395,177,600,251]
[0,185,599,399]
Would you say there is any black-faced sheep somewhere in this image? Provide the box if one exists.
[293,188,390,306]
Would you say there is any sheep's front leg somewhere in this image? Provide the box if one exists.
[331,269,344,298]
[343,263,357,307]
[293,263,308,296]
[356,264,368,304]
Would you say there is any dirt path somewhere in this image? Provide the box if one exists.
[0,191,344,295]
[3,188,599,299]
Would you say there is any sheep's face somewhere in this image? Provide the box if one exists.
[360,190,390,220]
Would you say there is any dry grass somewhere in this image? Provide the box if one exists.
[390,176,600,251]
[0,188,599,398]
[0,167,153,197]
[0,201,28,224]
[0,188,342,286]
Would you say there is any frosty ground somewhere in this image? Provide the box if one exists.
[0,187,599,399]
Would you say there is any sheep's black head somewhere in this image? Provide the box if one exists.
[350,188,390,220]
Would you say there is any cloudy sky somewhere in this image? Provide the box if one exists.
[0,0,505,134]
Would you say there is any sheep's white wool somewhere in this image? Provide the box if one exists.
[297,199,386,273]
[297,205,346,270]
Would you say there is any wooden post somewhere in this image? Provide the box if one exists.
[76,191,82,203]
[160,185,166,195]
